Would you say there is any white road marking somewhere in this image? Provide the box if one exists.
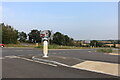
[59,56,67,59]
[19,57,57,67]
[5,56,20,59]
[4,55,57,67]
[0,57,4,59]
[88,51,91,52]
[108,53,120,56]
[32,56,69,67]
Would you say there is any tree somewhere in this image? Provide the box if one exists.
[1,23,18,44]
[69,38,74,46]
[28,30,41,43]
[52,32,74,46]
[90,40,98,47]
[64,35,74,46]
[18,32,27,42]
[53,32,65,45]
[97,42,104,47]
[118,40,120,44]
[90,40,104,47]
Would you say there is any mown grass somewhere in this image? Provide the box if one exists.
[5,44,36,47]
[5,43,92,49]
[97,48,113,53]
[35,44,92,49]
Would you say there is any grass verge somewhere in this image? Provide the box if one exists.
[35,45,91,49]
[97,48,113,53]
[5,44,36,47]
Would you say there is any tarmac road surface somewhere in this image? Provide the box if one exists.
[1,48,119,78]
[2,55,117,78]
[2,48,119,63]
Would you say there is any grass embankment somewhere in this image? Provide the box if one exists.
[5,43,36,47]
[36,45,91,49]
[96,48,118,53]
[6,43,118,51]
[5,44,91,49]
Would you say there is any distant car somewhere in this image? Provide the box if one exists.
[0,44,5,47]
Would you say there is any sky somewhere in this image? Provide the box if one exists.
[2,2,118,40]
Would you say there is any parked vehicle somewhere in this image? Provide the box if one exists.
[0,44,5,47]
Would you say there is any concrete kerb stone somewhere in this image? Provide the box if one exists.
[32,56,119,77]
[32,55,85,66]
[32,56,71,67]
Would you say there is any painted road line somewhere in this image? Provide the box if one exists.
[88,51,91,52]
[32,56,70,67]
[21,57,58,67]
[4,55,57,67]
[5,56,20,58]
[72,61,119,76]
[0,57,4,59]
[108,53,120,56]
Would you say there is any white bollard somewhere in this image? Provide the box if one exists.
[43,40,48,58]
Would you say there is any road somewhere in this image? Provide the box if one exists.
[1,48,119,78]
[2,48,119,63]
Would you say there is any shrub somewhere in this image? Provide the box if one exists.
[97,48,113,53]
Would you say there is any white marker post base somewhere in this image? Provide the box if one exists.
[43,55,48,58]
[43,40,48,58]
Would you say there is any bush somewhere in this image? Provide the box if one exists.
[97,48,113,53]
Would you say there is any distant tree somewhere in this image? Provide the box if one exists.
[52,32,74,46]
[117,40,120,44]
[97,42,104,47]
[53,32,65,45]
[90,40,104,47]
[1,23,18,44]
[18,32,27,42]
[68,38,74,46]
[90,40,98,47]
[64,35,74,46]
[28,30,41,43]
[64,35,70,45]
[111,40,117,47]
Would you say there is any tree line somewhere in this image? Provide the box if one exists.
[1,23,119,47]
[1,23,74,46]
